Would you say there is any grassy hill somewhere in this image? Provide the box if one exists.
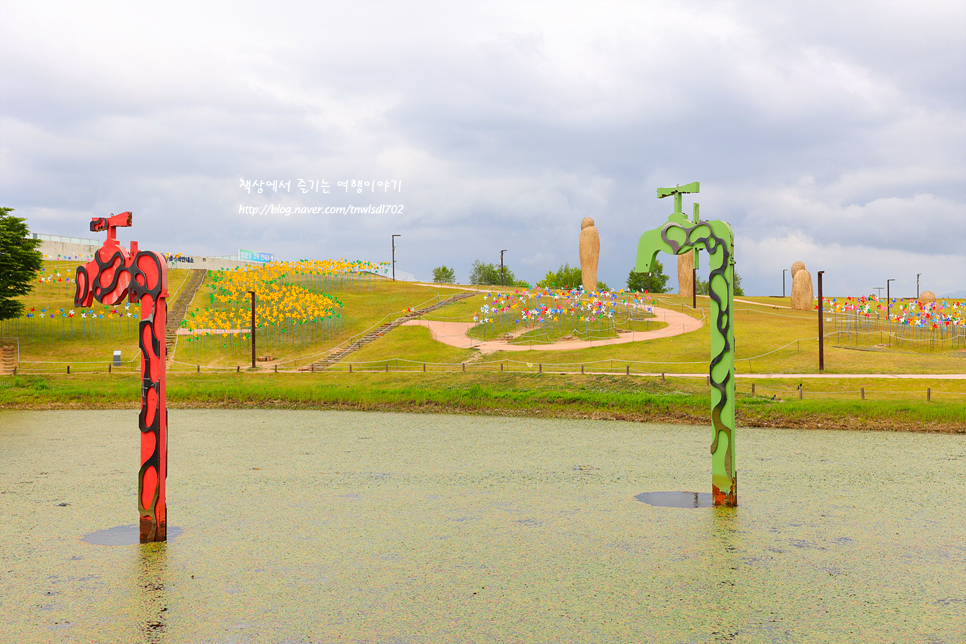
[2,264,964,430]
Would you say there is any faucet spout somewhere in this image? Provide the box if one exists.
[635,226,673,274]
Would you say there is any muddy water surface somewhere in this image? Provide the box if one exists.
[1,410,963,643]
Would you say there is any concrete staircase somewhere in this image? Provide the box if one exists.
[0,344,16,375]
[303,290,477,371]
[165,269,208,361]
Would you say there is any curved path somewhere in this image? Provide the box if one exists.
[402,306,703,354]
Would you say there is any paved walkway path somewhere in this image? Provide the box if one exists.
[402,306,704,354]
[733,297,790,309]
[627,372,966,380]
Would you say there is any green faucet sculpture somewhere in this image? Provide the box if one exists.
[635,182,737,506]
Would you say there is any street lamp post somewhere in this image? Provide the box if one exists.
[783,269,788,298]
[887,278,895,318]
[692,267,697,309]
[392,234,400,281]
[917,273,921,299]
[500,249,508,287]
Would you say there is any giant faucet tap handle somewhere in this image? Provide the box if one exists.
[90,211,133,246]
[656,182,700,198]
[657,182,700,217]
[90,210,133,233]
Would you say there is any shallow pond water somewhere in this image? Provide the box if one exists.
[1,410,963,643]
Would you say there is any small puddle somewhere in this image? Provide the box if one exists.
[82,524,184,545]
[635,491,713,508]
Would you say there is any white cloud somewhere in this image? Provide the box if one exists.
[0,0,962,293]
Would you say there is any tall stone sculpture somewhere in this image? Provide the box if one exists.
[678,250,694,296]
[579,217,600,292]
[790,261,814,311]
[633,181,738,507]
[74,212,170,542]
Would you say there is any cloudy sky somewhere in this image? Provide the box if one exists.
[2,0,964,296]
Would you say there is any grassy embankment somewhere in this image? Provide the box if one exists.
[1,371,963,433]
[0,261,482,371]
[346,293,966,375]
[2,267,964,430]
[172,277,476,369]
[0,264,195,366]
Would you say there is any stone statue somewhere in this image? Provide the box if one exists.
[790,261,814,310]
[678,250,694,297]
[579,217,600,291]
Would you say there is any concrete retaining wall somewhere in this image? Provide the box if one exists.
[36,240,259,271]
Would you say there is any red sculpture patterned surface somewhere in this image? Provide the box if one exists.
[74,212,169,542]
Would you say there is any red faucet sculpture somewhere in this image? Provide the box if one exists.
[74,212,169,542]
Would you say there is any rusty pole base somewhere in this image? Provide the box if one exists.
[712,479,738,507]
[140,516,167,543]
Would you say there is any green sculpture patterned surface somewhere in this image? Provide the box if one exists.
[635,182,737,506]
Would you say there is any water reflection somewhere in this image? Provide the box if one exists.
[82,524,183,545]
[704,507,743,642]
[135,542,168,644]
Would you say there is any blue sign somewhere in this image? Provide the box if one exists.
[239,249,275,263]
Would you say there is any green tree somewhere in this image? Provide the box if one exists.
[469,260,517,286]
[536,263,582,290]
[696,271,744,296]
[626,257,670,293]
[596,280,610,291]
[0,207,43,322]
[432,265,456,284]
